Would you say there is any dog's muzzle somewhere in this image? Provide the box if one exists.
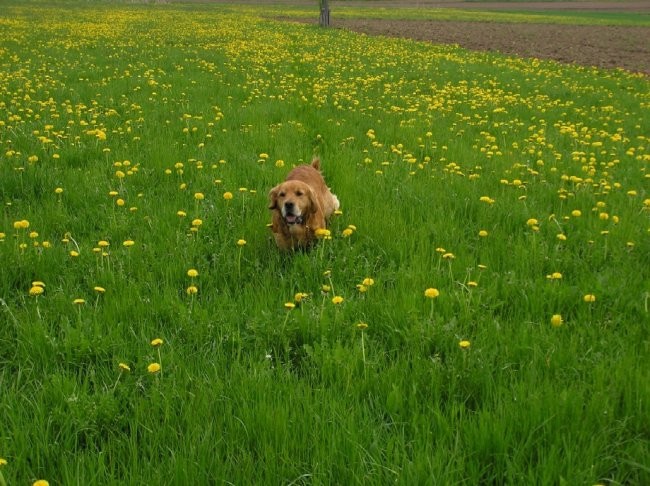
[282,202,303,225]
[284,214,304,225]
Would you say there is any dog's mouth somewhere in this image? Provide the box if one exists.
[284,214,304,225]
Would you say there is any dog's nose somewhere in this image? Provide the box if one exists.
[284,201,294,212]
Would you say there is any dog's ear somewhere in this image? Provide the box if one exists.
[311,157,321,171]
[268,185,280,210]
[306,187,326,230]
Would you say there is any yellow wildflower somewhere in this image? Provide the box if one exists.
[147,363,161,374]
[424,288,440,299]
[551,314,563,327]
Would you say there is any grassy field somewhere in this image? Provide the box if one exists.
[256,2,650,26]
[1,2,649,485]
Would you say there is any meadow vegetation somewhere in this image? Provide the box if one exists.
[0,2,648,485]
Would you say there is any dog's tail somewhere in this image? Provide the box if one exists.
[311,156,321,170]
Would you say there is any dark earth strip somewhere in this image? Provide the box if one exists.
[320,19,650,74]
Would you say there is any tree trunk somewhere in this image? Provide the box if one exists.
[319,0,330,27]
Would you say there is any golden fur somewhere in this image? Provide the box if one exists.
[268,158,340,250]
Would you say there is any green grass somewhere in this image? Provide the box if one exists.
[1,2,649,485]
[252,3,650,26]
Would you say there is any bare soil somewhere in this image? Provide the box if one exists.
[285,2,650,74]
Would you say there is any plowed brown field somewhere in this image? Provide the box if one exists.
[285,1,650,74]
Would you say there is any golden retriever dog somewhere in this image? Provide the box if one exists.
[268,157,340,250]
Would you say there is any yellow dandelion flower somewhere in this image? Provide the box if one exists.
[0,458,7,466]
[94,286,106,293]
[551,314,563,327]
[526,218,539,227]
[55,187,64,194]
[294,292,309,303]
[33,480,49,486]
[571,209,582,217]
[459,340,471,349]
[186,285,198,295]
[123,240,135,247]
[29,286,44,296]
[119,363,131,372]
[362,278,375,286]
[478,230,488,237]
[331,296,344,305]
[191,219,202,227]
[223,192,233,200]
[13,219,30,229]
[357,322,368,330]
[194,192,205,200]
[151,338,164,347]
[237,239,247,246]
[147,363,161,374]
[583,294,596,303]
[424,288,440,299]
[73,298,86,305]
[284,302,296,310]
[187,269,199,278]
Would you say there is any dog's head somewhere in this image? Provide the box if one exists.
[269,180,320,226]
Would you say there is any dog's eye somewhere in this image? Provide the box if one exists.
[278,192,285,198]
[295,190,303,197]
